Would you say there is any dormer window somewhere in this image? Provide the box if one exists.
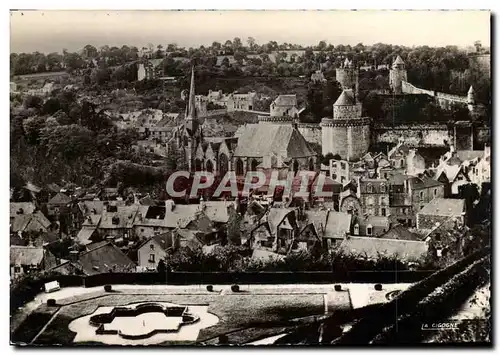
[353,224,359,236]
[366,224,373,236]
[367,184,373,193]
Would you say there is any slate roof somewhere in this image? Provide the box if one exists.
[202,201,235,223]
[10,202,36,217]
[78,201,106,215]
[337,236,427,261]
[334,90,356,106]
[435,165,462,183]
[76,227,97,245]
[273,94,297,107]
[323,211,352,239]
[456,150,484,162]
[267,208,296,237]
[78,242,135,275]
[48,192,72,205]
[381,224,421,241]
[418,198,465,217]
[165,204,201,228]
[233,123,315,158]
[410,175,444,189]
[302,210,329,236]
[139,232,174,252]
[99,205,140,229]
[11,212,51,233]
[10,246,44,266]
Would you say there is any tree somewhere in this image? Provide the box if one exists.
[23,95,43,110]
[317,40,327,51]
[247,37,256,50]
[83,44,98,58]
[157,259,167,273]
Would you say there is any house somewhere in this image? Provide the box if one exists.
[50,242,136,276]
[10,246,57,277]
[416,198,466,231]
[11,211,52,234]
[297,210,330,250]
[322,211,353,249]
[435,164,470,197]
[46,192,72,217]
[137,58,164,81]
[352,215,391,237]
[329,159,350,185]
[269,94,300,117]
[97,205,140,241]
[133,205,170,239]
[387,138,425,174]
[10,202,36,220]
[75,214,102,245]
[358,178,390,217]
[136,232,174,271]
[468,145,491,192]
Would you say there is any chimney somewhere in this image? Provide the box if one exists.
[69,250,79,262]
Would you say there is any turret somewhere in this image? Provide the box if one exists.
[389,55,408,94]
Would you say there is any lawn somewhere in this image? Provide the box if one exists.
[24,288,327,346]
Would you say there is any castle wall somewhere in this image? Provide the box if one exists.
[373,124,452,147]
[401,81,469,110]
[297,123,322,146]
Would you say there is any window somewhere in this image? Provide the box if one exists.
[14,266,21,273]
[381,208,387,217]
[332,163,337,168]
[367,184,373,193]
[400,159,404,167]
[419,191,424,200]
[150,244,155,250]
[380,184,386,193]
[434,188,438,196]
[149,254,155,263]
[341,176,346,183]
[340,162,346,170]
[366,225,373,236]
[353,224,359,235]
[367,197,374,206]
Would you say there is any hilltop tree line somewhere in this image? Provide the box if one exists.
[11,40,489,102]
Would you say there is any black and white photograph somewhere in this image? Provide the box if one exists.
[8,9,491,346]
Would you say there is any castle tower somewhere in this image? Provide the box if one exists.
[183,67,202,171]
[389,55,407,94]
[335,58,359,93]
[321,90,371,161]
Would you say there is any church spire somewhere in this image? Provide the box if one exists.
[186,66,197,120]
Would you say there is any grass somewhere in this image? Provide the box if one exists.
[24,289,326,346]
[10,305,59,345]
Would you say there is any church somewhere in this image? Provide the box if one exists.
[171,67,318,176]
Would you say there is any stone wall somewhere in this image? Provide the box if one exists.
[297,123,322,146]
[373,124,452,147]
[401,81,469,110]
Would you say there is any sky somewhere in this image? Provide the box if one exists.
[10,10,491,54]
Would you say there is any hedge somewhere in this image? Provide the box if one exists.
[371,256,490,344]
[333,247,490,345]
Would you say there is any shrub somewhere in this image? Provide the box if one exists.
[47,299,56,306]
[334,285,342,291]
[374,283,383,291]
[231,284,239,293]
[104,285,112,292]
[206,285,213,292]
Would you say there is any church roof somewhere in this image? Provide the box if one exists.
[334,90,356,106]
[233,123,316,159]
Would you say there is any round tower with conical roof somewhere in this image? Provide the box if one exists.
[389,55,408,94]
[321,89,371,161]
[335,58,359,91]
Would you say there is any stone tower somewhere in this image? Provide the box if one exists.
[389,55,408,94]
[183,67,202,171]
[335,58,359,95]
[321,90,371,162]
